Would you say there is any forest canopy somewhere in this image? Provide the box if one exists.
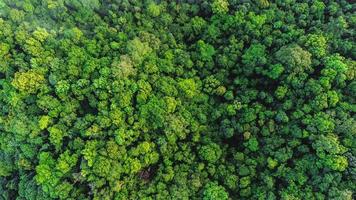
[0,0,355,200]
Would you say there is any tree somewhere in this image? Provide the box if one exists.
[211,0,229,15]
[178,78,199,99]
[304,34,327,58]
[199,143,222,163]
[127,38,152,66]
[196,40,215,63]
[12,70,45,94]
[203,182,229,200]
[242,44,267,75]
[275,44,312,74]
[264,64,284,79]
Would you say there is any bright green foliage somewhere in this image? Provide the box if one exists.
[275,86,288,100]
[245,137,259,152]
[312,134,348,171]
[147,2,161,17]
[48,125,66,150]
[127,38,152,66]
[203,182,229,200]
[12,70,45,94]
[33,27,50,42]
[265,64,284,79]
[211,0,229,15]
[0,42,10,57]
[199,143,222,163]
[0,1,355,199]
[38,116,51,130]
[178,78,199,98]
[305,34,327,58]
[267,157,278,169]
[256,0,270,8]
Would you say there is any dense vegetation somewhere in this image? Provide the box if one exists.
[0,0,355,199]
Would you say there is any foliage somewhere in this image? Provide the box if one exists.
[0,0,354,199]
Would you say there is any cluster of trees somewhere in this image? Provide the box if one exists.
[0,0,355,199]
